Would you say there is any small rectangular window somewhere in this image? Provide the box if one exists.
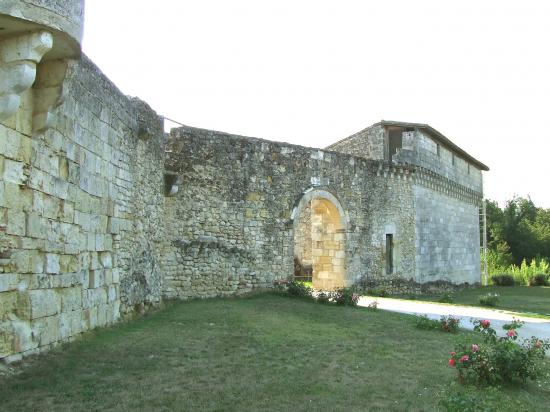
[386,234,394,275]
[164,174,179,196]
[388,128,403,161]
[436,144,441,157]
[452,154,456,166]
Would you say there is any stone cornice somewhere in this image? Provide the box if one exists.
[0,31,53,121]
[32,59,68,132]
[376,162,483,206]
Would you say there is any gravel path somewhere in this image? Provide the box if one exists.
[358,296,550,346]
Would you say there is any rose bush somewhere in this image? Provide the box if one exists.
[448,318,550,385]
[333,288,360,307]
[415,315,460,333]
[273,280,360,307]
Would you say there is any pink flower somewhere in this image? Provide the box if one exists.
[471,344,479,353]
[507,329,516,338]
[459,355,469,363]
[448,358,456,367]
[480,320,490,328]
[450,351,456,356]
[535,340,542,348]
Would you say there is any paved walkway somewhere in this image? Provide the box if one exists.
[358,296,550,345]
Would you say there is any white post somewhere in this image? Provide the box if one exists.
[482,199,489,286]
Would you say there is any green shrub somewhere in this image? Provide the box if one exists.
[511,259,549,285]
[488,258,550,286]
[287,280,313,299]
[414,315,440,330]
[448,319,550,386]
[438,292,454,303]
[479,293,499,307]
[440,315,460,333]
[332,288,360,307]
[414,315,460,333]
[490,274,515,286]
[273,279,314,299]
[528,273,549,287]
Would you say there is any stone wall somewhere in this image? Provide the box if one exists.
[393,130,483,192]
[0,55,165,362]
[161,126,419,299]
[0,0,85,44]
[0,0,488,365]
[413,185,481,284]
[294,200,312,270]
[326,124,385,161]
[325,122,484,288]
[326,124,484,194]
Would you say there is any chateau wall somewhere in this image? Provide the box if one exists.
[0,0,84,44]
[294,201,312,267]
[325,124,385,161]
[0,55,165,362]
[393,130,483,192]
[0,0,487,366]
[413,185,481,284]
[161,126,418,299]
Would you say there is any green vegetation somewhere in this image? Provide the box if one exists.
[414,315,460,333]
[479,292,500,307]
[404,286,550,317]
[485,197,550,285]
[275,280,360,306]
[1,295,548,410]
[449,319,549,386]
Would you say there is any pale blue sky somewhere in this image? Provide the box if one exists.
[83,0,550,207]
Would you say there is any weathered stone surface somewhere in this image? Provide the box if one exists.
[59,287,81,312]
[0,51,165,361]
[0,3,486,363]
[29,289,60,319]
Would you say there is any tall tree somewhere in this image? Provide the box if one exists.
[485,197,549,266]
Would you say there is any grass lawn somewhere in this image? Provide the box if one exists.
[400,286,550,317]
[1,294,549,411]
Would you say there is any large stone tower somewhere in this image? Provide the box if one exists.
[0,0,84,131]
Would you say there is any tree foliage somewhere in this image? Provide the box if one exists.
[485,197,550,266]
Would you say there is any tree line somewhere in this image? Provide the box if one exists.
[485,197,550,279]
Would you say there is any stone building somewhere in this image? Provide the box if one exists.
[0,0,488,362]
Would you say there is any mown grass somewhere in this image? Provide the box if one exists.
[404,286,550,318]
[1,294,549,411]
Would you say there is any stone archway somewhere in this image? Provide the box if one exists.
[291,189,347,290]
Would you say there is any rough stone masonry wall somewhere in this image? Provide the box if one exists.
[393,130,483,192]
[414,185,481,285]
[0,55,165,362]
[325,123,483,289]
[326,124,385,160]
[162,126,417,299]
[294,200,312,267]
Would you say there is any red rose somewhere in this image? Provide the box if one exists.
[448,358,456,367]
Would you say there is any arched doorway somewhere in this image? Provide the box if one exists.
[291,189,347,290]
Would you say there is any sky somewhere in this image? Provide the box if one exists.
[82,0,550,208]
